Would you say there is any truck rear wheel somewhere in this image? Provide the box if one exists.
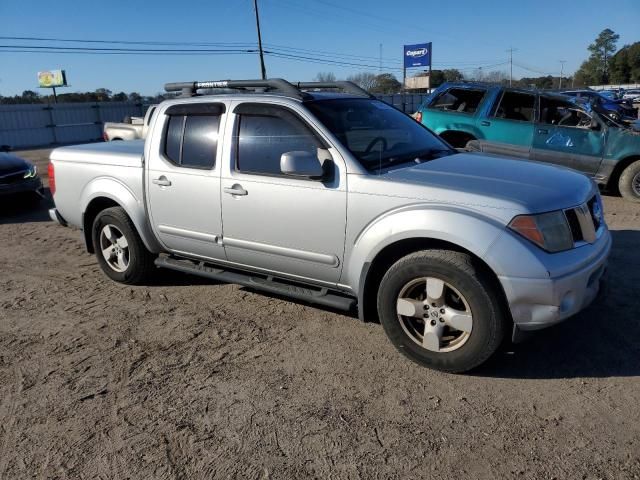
[377,250,507,373]
[618,159,640,203]
[92,207,156,284]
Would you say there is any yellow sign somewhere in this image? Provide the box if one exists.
[37,70,67,88]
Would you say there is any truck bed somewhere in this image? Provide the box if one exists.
[50,140,145,229]
[50,140,144,167]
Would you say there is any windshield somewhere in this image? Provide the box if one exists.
[306,98,455,171]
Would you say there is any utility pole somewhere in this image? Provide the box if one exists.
[506,47,517,86]
[253,0,267,80]
[379,43,382,73]
[559,60,566,89]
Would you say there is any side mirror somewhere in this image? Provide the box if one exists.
[0,144,12,153]
[280,150,325,179]
[590,118,601,131]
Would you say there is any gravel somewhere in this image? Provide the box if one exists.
[0,148,639,479]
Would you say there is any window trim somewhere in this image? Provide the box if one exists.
[490,89,537,123]
[161,103,224,171]
[426,87,487,116]
[232,103,328,181]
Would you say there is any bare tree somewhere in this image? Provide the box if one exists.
[314,72,337,82]
[347,72,378,91]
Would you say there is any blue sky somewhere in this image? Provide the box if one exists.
[0,0,638,96]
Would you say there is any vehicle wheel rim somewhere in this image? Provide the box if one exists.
[396,277,473,353]
[632,172,640,197]
[99,224,130,273]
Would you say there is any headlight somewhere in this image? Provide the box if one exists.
[23,165,37,179]
[509,210,574,253]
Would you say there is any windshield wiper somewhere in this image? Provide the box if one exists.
[374,149,453,170]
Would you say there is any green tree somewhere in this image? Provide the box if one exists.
[575,28,620,84]
[610,42,640,84]
[417,69,463,88]
[370,73,401,94]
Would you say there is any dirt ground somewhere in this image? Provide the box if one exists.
[1,148,639,480]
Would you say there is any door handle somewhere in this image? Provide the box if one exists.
[537,128,549,135]
[152,176,172,187]
[480,120,491,126]
[224,184,248,196]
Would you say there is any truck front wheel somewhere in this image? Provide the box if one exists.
[92,207,156,284]
[377,250,507,373]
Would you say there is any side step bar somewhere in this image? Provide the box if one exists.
[154,255,357,312]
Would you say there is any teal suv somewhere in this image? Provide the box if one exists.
[416,82,640,202]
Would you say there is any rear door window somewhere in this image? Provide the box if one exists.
[493,91,535,122]
[162,103,224,170]
[428,88,486,114]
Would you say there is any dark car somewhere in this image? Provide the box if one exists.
[561,89,638,122]
[0,145,45,201]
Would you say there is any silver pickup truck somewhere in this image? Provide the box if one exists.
[48,79,610,372]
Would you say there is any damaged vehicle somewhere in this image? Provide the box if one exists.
[561,89,638,123]
[416,82,640,202]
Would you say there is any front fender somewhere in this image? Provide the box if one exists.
[343,204,549,294]
[81,176,161,253]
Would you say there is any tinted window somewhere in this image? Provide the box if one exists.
[429,88,486,114]
[182,115,220,168]
[165,115,184,164]
[494,91,535,122]
[163,110,221,169]
[306,98,454,171]
[236,107,322,175]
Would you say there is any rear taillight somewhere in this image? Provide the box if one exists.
[415,111,423,123]
[48,162,56,196]
[102,131,109,142]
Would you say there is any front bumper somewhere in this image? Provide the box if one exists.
[0,176,44,197]
[499,229,611,331]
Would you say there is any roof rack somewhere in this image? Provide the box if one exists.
[164,78,372,100]
[295,81,373,98]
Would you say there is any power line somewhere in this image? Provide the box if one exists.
[0,34,510,71]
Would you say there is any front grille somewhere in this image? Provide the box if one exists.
[565,208,584,243]
[564,195,602,246]
[0,170,28,185]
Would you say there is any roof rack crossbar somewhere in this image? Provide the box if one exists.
[295,81,373,98]
[164,78,307,100]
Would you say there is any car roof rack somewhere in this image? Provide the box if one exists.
[295,81,373,98]
[164,78,372,100]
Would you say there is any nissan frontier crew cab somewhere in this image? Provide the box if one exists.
[48,79,611,373]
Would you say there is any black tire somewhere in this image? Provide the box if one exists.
[91,206,156,284]
[377,250,508,373]
[618,159,640,203]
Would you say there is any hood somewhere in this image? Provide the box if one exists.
[376,152,594,218]
[0,153,32,176]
